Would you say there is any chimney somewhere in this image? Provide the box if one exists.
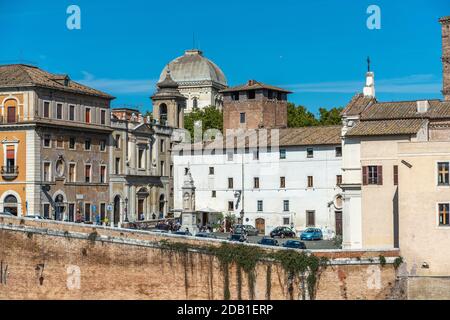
[440,16,450,101]
[417,100,429,113]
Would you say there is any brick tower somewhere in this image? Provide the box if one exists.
[440,16,450,101]
[220,80,292,131]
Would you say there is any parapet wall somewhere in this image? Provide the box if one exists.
[0,217,402,300]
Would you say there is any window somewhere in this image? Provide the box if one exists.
[335,146,342,157]
[279,177,285,188]
[56,103,63,119]
[100,139,106,152]
[231,92,239,101]
[438,162,449,185]
[170,165,173,177]
[254,177,260,189]
[100,110,106,125]
[247,90,256,100]
[138,149,145,169]
[228,178,234,189]
[192,97,198,109]
[279,148,286,159]
[43,135,51,148]
[56,137,64,149]
[5,146,15,171]
[43,204,50,219]
[84,138,91,151]
[307,176,314,188]
[306,210,315,227]
[228,201,234,211]
[160,161,165,176]
[393,165,399,186]
[69,105,75,121]
[43,101,50,118]
[100,165,106,183]
[337,175,342,185]
[115,158,120,174]
[439,203,450,226]
[85,164,91,183]
[283,217,290,225]
[68,163,76,182]
[115,134,121,149]
[257,200,263,212]
[253,149,259,160]
[227,152,233,161]
[212,190,216,198]
[268,90,274,99]
[240,112,246,124]
[69,137,75,150]
[160,139,165,153]
[283,200,289,212]
[84,203,91,222]
[209,167,214,175]
[363,166,383,185]
[43,162,51,182]
[85,108,91,123]
[307,148,314,158]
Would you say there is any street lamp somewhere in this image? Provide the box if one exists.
[124,197,129,222]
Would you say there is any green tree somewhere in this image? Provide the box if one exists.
[317,107,343,125]
[287,103,318,127]
[184,106,223,139]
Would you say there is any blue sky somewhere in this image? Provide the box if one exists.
[0,0,448,114]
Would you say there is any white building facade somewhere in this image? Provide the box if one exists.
[173,127,343,236]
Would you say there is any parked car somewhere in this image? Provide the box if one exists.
[282,240,307,249]
[172,230,192,236]
[243,225,259,236]
[0,211,15,216]
[155,223,170,231]
[258,237,279,246]
[228,233,247,242]
[24,214,44,220]
[270,226,296,238]
[300,228,323,241]
[195,232,217,239]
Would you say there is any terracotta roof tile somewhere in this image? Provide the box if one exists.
[341,93,374,116]
[346,119,426,137]
[0,64,114,99]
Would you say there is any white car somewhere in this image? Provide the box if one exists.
[24,214,44,220]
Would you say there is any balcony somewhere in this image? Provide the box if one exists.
[1,166,18,179]
[0,115,19,124]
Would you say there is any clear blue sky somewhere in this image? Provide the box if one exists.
[0,0,448,114]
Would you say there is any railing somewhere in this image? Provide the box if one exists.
[1,166,18,179]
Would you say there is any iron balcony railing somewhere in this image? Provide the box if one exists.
[1,166,18,178]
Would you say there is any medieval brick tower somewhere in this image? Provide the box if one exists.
[440,16,450,101]
[221,80,292,131]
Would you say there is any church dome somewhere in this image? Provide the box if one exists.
[159,49,227,87]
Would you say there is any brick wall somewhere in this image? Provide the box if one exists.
[0,217,401,300]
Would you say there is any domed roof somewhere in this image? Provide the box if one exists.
[159,49,227,87]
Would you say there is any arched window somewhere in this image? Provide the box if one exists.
[192,97,198,109]
[4,194,18,216]
[4,99,17,123]
[159,103,168,125]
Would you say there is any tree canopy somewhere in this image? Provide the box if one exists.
[184,106,223,139]
[287,103,343,127]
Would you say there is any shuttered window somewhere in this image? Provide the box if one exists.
[393,165,399,185]
[363,166,383,185]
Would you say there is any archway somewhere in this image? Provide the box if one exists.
[137,187,149,221]
[255,218,265,235]
[4,194,17,216]
[113,195,121,226]
[159,194,165,219]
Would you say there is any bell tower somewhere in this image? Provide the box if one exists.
[151,69,187,128]
[440,16,450,101]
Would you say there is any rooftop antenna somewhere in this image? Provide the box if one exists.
[192,32,196,49]
[367,56,371,72]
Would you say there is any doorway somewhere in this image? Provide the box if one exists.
[335,211,343,237]
[255,218,265,235]
[113,195,121,226]
[3,195,18,216]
